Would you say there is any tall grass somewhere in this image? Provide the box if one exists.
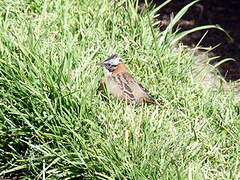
[0,0,239,179]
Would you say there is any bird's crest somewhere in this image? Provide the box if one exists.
[103,54,121,65]
[98,54,123,72]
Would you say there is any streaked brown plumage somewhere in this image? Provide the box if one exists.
[98,55,163,105]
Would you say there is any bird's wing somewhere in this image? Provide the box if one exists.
[119,72,151,95]
[136,81,150,94]
[107,72,163,105]
[113,72,156,104]
[110,73,136,102]
[120,72,164,105]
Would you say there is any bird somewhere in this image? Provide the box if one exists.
[97,54,163,105]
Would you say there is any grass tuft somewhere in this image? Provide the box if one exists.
[0,0,239,179]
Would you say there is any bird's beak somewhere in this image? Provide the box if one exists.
[97,62,104,66]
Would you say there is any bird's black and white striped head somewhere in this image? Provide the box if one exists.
[98,54,122,72]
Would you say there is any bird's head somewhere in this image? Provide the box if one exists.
[97,54,124,73]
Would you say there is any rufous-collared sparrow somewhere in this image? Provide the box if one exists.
[97,54,163,105]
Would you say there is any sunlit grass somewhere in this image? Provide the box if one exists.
[0,0,239,179]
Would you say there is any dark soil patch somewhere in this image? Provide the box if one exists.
[142,0,240,81]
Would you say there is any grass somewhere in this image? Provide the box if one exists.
[0,0,239,179]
